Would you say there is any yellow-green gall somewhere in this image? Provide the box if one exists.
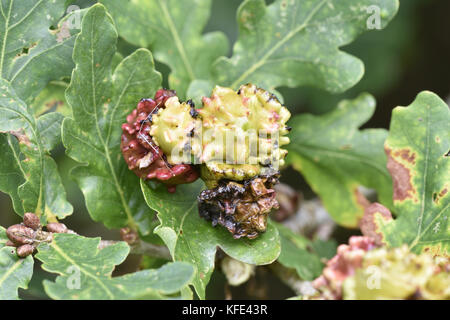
[343,246,450,300]
[199,84,291,188]
[150,96,201,164]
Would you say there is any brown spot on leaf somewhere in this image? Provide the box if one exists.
[433,188,448,204]
[55,21,71,43]
[359,203,392,246]
[385,147,416,201]
[10,130,31,147]
[394,149,416,164]
[422,244,447,258]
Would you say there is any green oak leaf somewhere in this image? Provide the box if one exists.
[141,179,281,299]
[0,226,7,248]
[62,4,161,232]
[31,82,71,117]
[310,238,338,260]
[370,92,450,257]
[100,0,228,98]
[0,134,25,213]
[0,233,34,300]
[186,79,215,107]
[0,2,85,220]
[287,93,393,227]
[0,79,72,219]
[274,222,324,280]
[0,0,84,103]
[213,0,399,93]
[36,233,195,299]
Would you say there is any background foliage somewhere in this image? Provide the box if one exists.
[0,0,448,300]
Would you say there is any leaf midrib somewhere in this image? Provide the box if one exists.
[0,254,25,290]
[176,201,206,295]
[0,0,47,77]
[7,0,44,31]
[0,103,45,216]
[0,0,13,76]
[88,15,136,230]
[9,35,75,84]
[7,134,26,179]
[408,107,447,250]
[157,0,195,82]
[415,107,431,241]
[48,241,115,299]
[157,200,201,283]
[105,56,139,146]
[230,0,328,88]
[409,203,450,251]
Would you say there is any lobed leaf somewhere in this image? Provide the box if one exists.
[0,226,7,249]
[213,0,399,93]
[36,233,195,299]
[0,227,34,300]
[141,179,281,299]
[274,222,325,280]
[369,92,450,256]
[30,81,71,117]
[0,134,25,213]
[0,0,83,103]
[310,238,338,260]
[100,0,228,98]
[0,2,85,220]
[62,4,161,232]
[0,79,72,220]
[287,93,392,227]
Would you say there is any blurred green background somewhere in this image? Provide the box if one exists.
[1,0,449,299]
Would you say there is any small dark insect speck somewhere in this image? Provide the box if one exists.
[190,107,199,118]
